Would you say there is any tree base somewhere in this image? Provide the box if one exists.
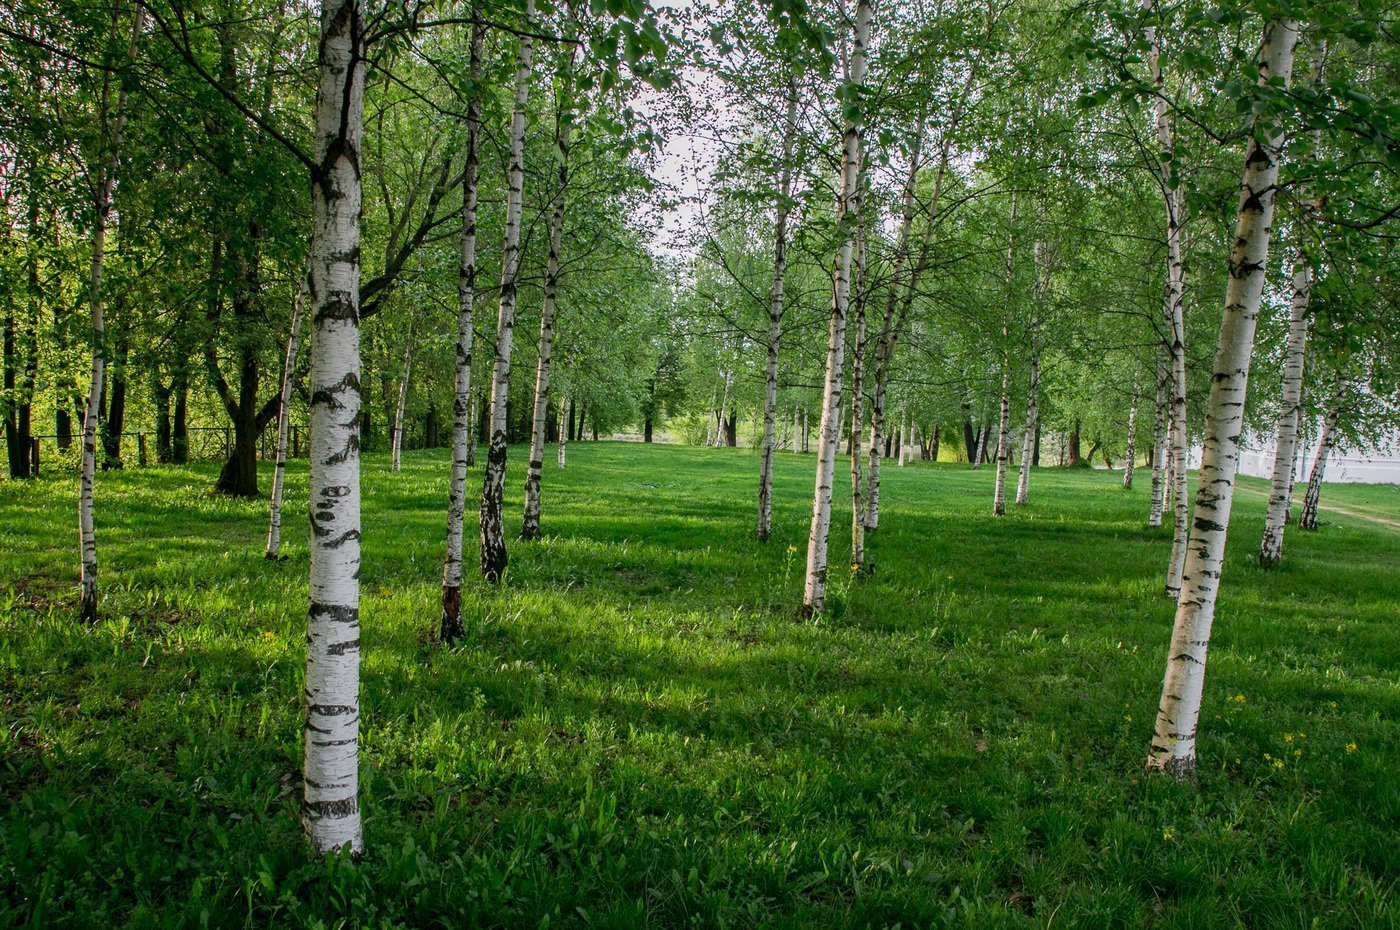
[440,584,463,644]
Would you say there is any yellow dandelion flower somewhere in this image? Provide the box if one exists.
[1346,742,1358,753]
[787,545,798,554]
[1162,829,1174,841]
[1273,759,1285,770]
[1285,733,1294,743]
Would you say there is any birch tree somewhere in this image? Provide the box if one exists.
[79,5,143,623]
[523,34,577,541]
[992,194,1017,517]
[266,268,308,561]
[1259,245,1313,562]
[480,3,536,582]
[756,87,798,543]
[1299,394,1343,531]
[441,11,484,643]
[302,0,366,854]
[803,0,869,615]
[1147,17,1298,780]
[390,321,415,473]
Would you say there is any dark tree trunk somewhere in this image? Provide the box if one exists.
[1068,420,1082,466]
[1033,420,1041,466]
[155,380,172,463]
[962,418,977,462]
[214,409,260,497]
[101,331,128,470]
[643,415,653,442]
[425,401,439,448]
[56,408,73,451]
[568,396,577,442]
[724,414,736,447]
[172,374,189,464]
[929,424,940,461]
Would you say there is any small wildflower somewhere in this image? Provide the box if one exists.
[1264,753,1272,760]
[1125,714,1133,722]
[1285,733,1294,743]
[1162,829,1174,841]
[1293,749,1302,757]
[1233,694,1247,704]
[1329,702,1338,711]
[1346,742,1358,753]
[787,545,797,554]
[1273,759,1285,770]
[262,631,275,639]
[850,563,860,573]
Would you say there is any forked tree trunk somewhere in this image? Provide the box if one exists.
[803,0,869,615]
[440,11,484,642]
[302,0,366,855]
[479,4,535,582]
[79,7,143,623]
[1122,387,1139,489]
[390,325,414,473]
[266,268,309,560]
[757,88,798,542]
[1300,397,1341,531]
[1147,17,1297,780]
[523,38,576,541]
[1260,251,1312,563]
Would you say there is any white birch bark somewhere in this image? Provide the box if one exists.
[523,38,576,541]
[791,405,799,455]
[303,0,366,853]
[850,189,869,568]
[1260,253,1311,563]
[1148,354,1168,525]
[479,2,535,582]
[556,399,566,468]
[803,0,868,615]
[1122,387,1139,490]
[78,7,143,622]
[1300,397,1341,531]
[1147,18,1297,780]
[266,267,309,560]
[757,87,798,543]
[992,194,1017,517]
[1016,305,1041,506]
[390,327,414,473]
[440,11,484,643]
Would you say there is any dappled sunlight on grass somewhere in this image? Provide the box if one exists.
[1,442,1396,926]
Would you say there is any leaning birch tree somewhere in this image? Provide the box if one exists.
[1147,17,1298,780]
[302,0,367,854]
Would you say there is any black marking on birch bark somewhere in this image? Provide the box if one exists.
[315,292,359,325]
[312,737,358,747]
[325,639,359,656]
[305,721,332,735]
[1193,517,1226,533]
[303,796,359,819]
[323,435,360,466]
[308,703,358,716]
[309,602,359,624]
[311,372,361,408]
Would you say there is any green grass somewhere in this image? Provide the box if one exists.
[1,443,1397,929]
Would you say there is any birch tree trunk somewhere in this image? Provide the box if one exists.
[556,399,566,468]
[266,268,308,560]
[440,11,484,642]
[523,38,576,541]
[1122,387,1139,489]
[758,86,798,542]
[1144,0,1191,596]
[803,0,868,615]
[992,195,1017,517]
[79,6,143,623]
[1147,17,1297,780]
[1300,398,1341,531]
[1259,252,1312,563]
[303,0,366,854]
[390,326,414,473]
[479,4,535,583]
[1148,354,1168,525]
[850,193,869,569]
[1016,306,1040,506]
[791,405,800,455]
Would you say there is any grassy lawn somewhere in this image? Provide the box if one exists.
[1,443,1397,928]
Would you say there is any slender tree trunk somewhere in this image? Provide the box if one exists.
[1067,421,1081,466]
[803,0,868,615]
[390,327,414,473]
[102,326,127,469]
[1300,397,1341,531]
[849,194,869,569]
[757,87,798,542]
[1260,252,1312,564]
[1123,387,1139,489]
[79,7,142,623]
[302,0,366,855]
[266,268,308,560]
[1148,351,1168,524]
[479,3,535,582]
[556,399,566,468]
[440,12,484,642]
[992,194,1017,516]
[1148,18,1297,780]
[972,423,988,469]
[522,40,576,540]
[1016,304,1041,506]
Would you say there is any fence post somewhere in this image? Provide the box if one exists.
[138,433,148,467]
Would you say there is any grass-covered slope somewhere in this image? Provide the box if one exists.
[1,443,1396,928]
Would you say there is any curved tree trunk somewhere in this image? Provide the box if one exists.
[266,267,308,560]
[803,0,868,615]
[523,38,576,541]
[440,11,484,642]
[1147,17,1297,780]
[302,0,366,855]
[757,88,798,542]
[479,3,535,582]
[1300,398,1341,531]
